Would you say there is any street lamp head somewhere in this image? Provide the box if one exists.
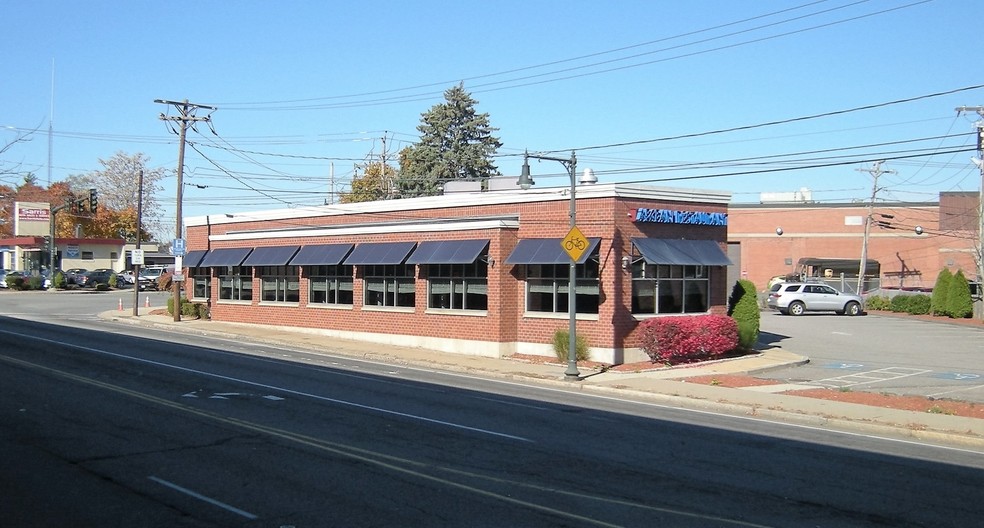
[517,154,534,190]
[915,225,924,235]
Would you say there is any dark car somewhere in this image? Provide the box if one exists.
[64,268,88,285]
[76,269,115,288]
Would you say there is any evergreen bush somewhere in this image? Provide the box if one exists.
[930,268,953,317]
[53,271,67,289]
[947,269,973,319]
[727,279,760,351]
[864,295,891,311]
[552,330,589,362]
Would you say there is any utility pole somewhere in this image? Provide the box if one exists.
[956,106,984,319]
[856,161,895,294]
[132,169,143,316]
[155,99,215,322]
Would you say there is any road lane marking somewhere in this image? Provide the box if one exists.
[148,476,257,520]
[0,353,769,528]
[0,328,531,442]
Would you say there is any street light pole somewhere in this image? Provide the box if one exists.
[518,150,581,381]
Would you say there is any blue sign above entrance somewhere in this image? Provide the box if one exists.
[631,208,728,226]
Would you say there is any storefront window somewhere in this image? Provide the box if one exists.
[190,267,210,300]
[631,263,709,314]
[307,265,353,305]
[258,265,300,303]
[525,258,600,314]
[426,261,488,311]
[363,264,415,308]
[218,266,252,301]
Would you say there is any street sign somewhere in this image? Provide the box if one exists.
[131,249,145,265]
[173,238,186,256]
[561,225,589,262]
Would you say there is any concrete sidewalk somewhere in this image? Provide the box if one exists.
[101,307,984,449]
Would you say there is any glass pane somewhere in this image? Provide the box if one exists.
[658,280,683,313]
[632,280,656,314]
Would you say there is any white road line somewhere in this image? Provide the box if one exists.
[0,328,532,443]
[148,476,257,520]
[810,367,932,389]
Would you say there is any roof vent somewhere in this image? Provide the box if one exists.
[579,168,598,185]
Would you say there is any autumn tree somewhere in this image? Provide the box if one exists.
[65,151,165,241]
[396,83,502,198]
[341,162,396,204]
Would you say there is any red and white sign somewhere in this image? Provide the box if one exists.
[14,202,51,236]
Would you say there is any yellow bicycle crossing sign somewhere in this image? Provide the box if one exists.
[562,225,588,262]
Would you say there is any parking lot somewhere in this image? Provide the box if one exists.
[758,311,984,404]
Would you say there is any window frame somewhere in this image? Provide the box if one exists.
[631,262,711,315]
[363,263,415,308]
[306,264,354,306]
[523,252,600,315]
[425,260,489,312]
[217,265,253,302]
[258,265,300,303]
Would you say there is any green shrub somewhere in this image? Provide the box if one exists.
[26,275,43,290]
[947,269,973,319]
[108,274,118,289]
[94,283,110,292]
[196,303,210,319]
[864,295,891,311]
[931,268,953,317]
[727,279,760,351]
[552,329,589,362]
[904,294,931,315]
[53,271,67,289]
[889,294,913,313]
[6,275,24,289]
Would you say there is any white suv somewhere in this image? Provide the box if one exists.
[138,266,170,290]
[767,282,865,316]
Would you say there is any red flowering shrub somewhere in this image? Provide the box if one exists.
[637,315,739,365]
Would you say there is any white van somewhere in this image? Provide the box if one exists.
[137,266,170,290]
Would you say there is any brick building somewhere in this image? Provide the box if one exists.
[182,182,732,364]
[727,191,980,293]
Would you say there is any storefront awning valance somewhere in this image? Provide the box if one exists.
[505,237,601,265]
[406,239,490,265]
[343,242,417,265]
[242,245,300,266]
[183,250,208,267]
[632,238,732,266]
[199,247,253,267]
[289,243,354,266]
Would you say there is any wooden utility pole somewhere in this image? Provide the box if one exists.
[856,161,895,294]
[956,106,984,319]
[155,99,215,322]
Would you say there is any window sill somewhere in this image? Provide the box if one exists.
[522,312,599,321]
[307,303,354,310]
[258,302,300,307]
[361,305,415,313]
[424,308,488,317]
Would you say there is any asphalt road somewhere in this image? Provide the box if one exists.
[758,311,984,404]
[1,293,983,526]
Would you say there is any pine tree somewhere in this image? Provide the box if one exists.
[727,279,760,350]
[930,268,953,317]
[947,269,974,319]
[396,83,502,198]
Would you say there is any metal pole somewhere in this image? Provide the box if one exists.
[132,170,143,316]
[565,151,580,380]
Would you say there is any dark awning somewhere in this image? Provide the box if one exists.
[242,245,300,266]
[198,247,253,267]
[183,250,208,267]
[632,238,732,266]
[406,239,489,265]
[504,237,601,265]
[343,241,417,265]
[289,243,354,266]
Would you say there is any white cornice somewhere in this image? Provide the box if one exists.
[211,218,520,242]
[188,183,732,229]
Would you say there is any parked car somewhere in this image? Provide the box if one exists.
[138,266,170,290]
[76,269,115,288]
[117,270,135,286]
[64,268,88,285]
[767,281,865,316]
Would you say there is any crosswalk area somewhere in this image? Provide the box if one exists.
[807,367,932,389]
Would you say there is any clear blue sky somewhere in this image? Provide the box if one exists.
[3,0,982,238]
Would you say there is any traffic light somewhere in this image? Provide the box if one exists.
[75,200,85,214]
[88,188,97,213]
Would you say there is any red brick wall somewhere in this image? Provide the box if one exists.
[186,193,731,354]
